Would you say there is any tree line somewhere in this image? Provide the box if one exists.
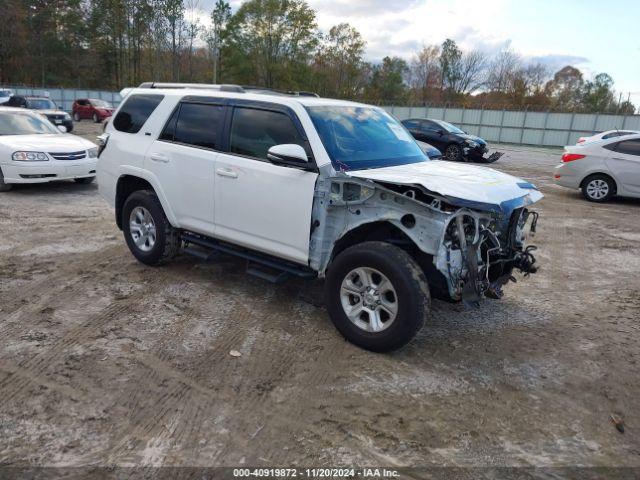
[0,0,635,114]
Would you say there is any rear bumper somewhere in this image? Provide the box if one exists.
[0,159,97,183]
[553,163,582,189]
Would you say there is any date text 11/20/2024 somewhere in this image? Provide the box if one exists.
[233,468,400,478]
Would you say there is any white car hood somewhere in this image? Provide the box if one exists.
[346,160,543,210]
[0,134,96,152]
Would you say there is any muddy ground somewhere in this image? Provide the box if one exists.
[0,120,639,473]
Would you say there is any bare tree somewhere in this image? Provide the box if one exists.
[410,44,440,102]
[457,49,488,94]
[486,47,521,92]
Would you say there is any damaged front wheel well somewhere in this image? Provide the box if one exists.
[327,221,450,298]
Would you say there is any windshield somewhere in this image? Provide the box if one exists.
[0,90,11,98]
[28,98,57,110]
[0,112,60,135]
[90,99,112,108]
[435,120,465,135]
[307,106,427,170]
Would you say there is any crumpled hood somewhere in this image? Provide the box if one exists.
[458,133,486,145]
[0,134,96,152]
[346,160,543,212]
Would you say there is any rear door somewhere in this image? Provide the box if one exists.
[213,102,318,264]
[147,99,225,233]
[605,138,640,195]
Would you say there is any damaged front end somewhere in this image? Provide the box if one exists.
[436,206,539,306]
[310,169,542,306]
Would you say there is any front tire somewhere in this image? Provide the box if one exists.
[444,143,463,162]
[324,241,430,352]
[582,174,615,202]
[122,190,180,265]
[0,168,12,192]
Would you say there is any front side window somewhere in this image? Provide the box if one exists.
[402,120,420,129]
[0,112,60,135]
[615,139,640,156]
[306,106,426,171]
[434,120,465,134]
[113,94,164,133]
[230,107,306,160]
[421,120,440,131]
[161,102,225,150]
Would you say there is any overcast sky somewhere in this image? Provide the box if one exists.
[196,0,640,105]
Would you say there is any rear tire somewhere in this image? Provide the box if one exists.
[122,190,180,266]
[581,174,615,202]
[74,177,94,185]
[93,113,100,123]
[0,168,12,192]
[324,241,430,352]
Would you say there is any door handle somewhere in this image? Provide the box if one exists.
[216,168,238,179]
[150,153,170,163]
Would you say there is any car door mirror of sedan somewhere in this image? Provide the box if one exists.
[267,144,309,166]
[437,129,445,135]
[57,125,68,133]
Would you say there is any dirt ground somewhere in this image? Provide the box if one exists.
[1,120,639,472]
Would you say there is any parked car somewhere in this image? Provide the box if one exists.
[0,89,14,105]
[98,83,542,352]
[576,129,639,144]
[415,141,442,159]
[0,107,97,192]
[401,118,502,163]
[72,98,115,123]
[4,95,73,132]
[554,133,640,202]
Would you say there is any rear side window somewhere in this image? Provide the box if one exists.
[166,103,225,150]
[229,107,306,160]
[615,139,640,156]
[113,94,164,133]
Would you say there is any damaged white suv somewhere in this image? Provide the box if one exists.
[98,83,542,352]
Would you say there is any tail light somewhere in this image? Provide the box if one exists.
[562,153,586,163]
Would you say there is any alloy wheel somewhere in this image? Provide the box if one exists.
[340,267,398,333]
[129,206,157,252]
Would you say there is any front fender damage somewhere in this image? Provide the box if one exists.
[309,174,541,305]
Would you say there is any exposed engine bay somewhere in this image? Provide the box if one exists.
[309,174,541,305]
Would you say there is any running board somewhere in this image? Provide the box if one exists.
[181,232,316,283]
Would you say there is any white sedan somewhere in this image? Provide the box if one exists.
[0,107,98,192]
[576,129,639,144]
[554,133,640,202]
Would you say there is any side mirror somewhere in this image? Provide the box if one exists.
[57,125,68,133]
[267,144,308,165]
[437,129,445,135]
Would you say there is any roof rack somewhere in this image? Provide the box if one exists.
[137,82,320,98]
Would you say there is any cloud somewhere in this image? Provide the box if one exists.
[526,54,590,72]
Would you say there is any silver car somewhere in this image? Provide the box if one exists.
[554,133,640,202]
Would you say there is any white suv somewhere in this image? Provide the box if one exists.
[97,83,543,352]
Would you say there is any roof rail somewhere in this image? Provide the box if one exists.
[136,82,320,98]
[138,82,245,93]
[242,86,319,98]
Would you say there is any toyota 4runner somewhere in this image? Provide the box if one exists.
[97,83,542,352]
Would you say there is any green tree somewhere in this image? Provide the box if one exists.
[365,56,408,104]
[581,73,615,112]
[204,0,232,83]
[314,23,366,97]
[224,0,319,89]
[545,65,584,110]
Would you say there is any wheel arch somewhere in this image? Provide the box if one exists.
[326,220,449,297]
[580,171,618,194]
[115,174,178,230]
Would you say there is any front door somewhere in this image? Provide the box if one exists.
[214,105,318,265]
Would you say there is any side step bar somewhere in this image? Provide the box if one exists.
[181,232,317,284]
